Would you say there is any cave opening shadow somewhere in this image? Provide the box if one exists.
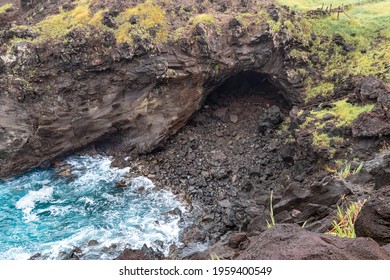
[205,71,291,111]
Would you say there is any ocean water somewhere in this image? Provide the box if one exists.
[0,156,184,260]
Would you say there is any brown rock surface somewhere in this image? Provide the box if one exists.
[236,224,390,260]
[355,186,390,245]
[0,0,300,179]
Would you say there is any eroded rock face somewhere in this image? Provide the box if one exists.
[272,175,351,232]
[0,1,300,179]
[237,224,390,260]
[355,186,390,245]
[352,77,390,138]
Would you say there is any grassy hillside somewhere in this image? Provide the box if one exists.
[277,0,389,101]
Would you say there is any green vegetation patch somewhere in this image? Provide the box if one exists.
[305,79,334,102]
[10,0,168,45]
[313,132,344,147]
[326,199,365,238]
[0,3,13,14]
[299,100,374,153]
[189,14,218,27]
[275,0,390,101]
[115,0,168,44]
[31,0,106,43]
[311,99,374,128]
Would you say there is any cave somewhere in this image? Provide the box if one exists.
[204,70,291,111]
[133,70,297,237]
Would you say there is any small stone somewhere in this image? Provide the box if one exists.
[291,209,302,218]
[214,107,228,122]
[230,114,239,123]
[88,240,99,247]
[116,180,127,187]
[228,233,248,249]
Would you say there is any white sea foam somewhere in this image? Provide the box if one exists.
[1,156,185,260]
[15,186,54,222]
[129,176,155,191]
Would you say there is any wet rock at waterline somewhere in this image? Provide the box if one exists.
[0,156,184,260]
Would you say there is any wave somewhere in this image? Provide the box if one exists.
[0,155,184,260]
[15,185,54,222]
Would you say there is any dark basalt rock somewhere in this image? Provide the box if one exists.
[363,151,390,189]
[352,78,390,138]
[115,245,164,260]
[189,224,390,260]
[272,175,351,232]
[115,249,150,260]
[355,186,390,245]
[236,224,390,260]
[358,76,388,101]
[258,105,284,134]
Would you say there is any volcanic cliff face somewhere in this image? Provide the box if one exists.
[0,0,301,179]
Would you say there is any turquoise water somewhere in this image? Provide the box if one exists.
[0,156,183,259]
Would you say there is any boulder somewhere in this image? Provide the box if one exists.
[258,106,284,134]
[115,245,164,260]
[363,151,390,188]
[352,79,390,137]
[273,175,351,232]
[358,76,388,101]
[355,186,390,245]
[115,249,150,260]
[236,224,390,260]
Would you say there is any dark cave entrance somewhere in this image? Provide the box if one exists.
[204,71,291,111]
[175,70,295,234]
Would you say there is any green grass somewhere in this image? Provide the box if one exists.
[189,14,218,26]
[266,191,276,228]
[9,0,168,45]
[209,253,221,260]
[305,79,335,102]
[335,162,364,179]
[276,0,385,11]
[311,99,375,127]
[313,132,344,147]
[115,0,168,44]
[326,199,365,238]
[275,0,390,101]
[301,99,374,134]
[0,3,13,14]
[30,0,106,43]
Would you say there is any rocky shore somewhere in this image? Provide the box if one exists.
[1,0,390,259]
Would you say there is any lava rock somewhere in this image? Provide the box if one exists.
[363,151,390,188]
[228,232,249,249]
[61,247,83,260]
[236,224,390,259]
[358,76,388,101]
[355,186,390,245]
[115,249,150,260]
[332,34,355,53]
[273,176,351,232]
[352,84,390,138]
[258,106,283,134]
